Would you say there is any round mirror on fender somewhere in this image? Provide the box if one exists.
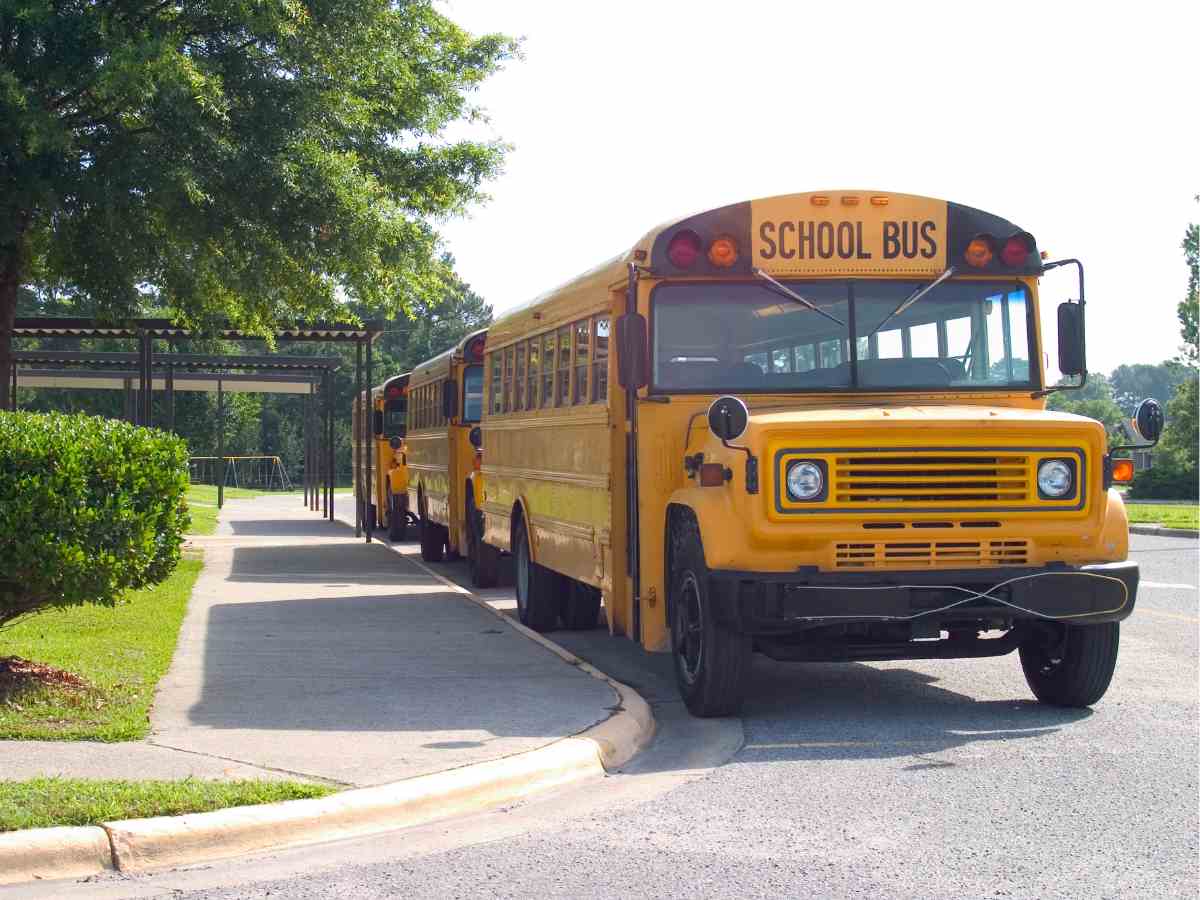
[708,396,749,442]
[1133,398,1164,443]
[469,425,483,449]
[389,437,402,450]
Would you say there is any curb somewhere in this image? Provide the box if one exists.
[1129,524,1200,539]
[0,525,655,884]
[0,826,113,885]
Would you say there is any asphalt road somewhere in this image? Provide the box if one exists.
[23,534,1197,900]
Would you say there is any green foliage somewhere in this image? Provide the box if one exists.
[0,411,189,624]
[1,1,516,403]
[1109,361,1192,417]
[1133,376,1200,499]
[1180,223,1198,365]
[1045,374,1127,443]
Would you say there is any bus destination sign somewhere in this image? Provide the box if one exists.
[750,194,947,275]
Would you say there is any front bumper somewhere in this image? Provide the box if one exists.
[707,561,1138,634]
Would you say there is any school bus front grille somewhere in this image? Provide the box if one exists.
[833,453,1031,506]
[834,539,1029,569]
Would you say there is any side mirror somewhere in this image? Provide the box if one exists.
[1057,301,1086,377]
[469,426,482,449]
[1132,398,1164,444]
[708,395,749,442]
[616,313,648,390]
[441,379,457,420]
[372,410,384,437]
[389,436,402,450]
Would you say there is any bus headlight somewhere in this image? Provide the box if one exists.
[1037,459,1074,498]
[786,461,825,501]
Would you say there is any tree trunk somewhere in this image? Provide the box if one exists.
[0,214,30,411]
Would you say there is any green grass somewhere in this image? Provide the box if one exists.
[0,558,203,741]
[0,778,335,832]
[1126,503,1199,530]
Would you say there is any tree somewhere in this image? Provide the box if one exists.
[1109,361,1192,417]
[1180,222,1199,365]
[1045,373,1127,443]
[0,2,516,406]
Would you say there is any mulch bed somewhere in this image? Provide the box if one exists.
[0,656,92,696]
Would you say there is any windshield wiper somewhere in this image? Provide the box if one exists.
[752,268,845,327]
[865,266,957,339]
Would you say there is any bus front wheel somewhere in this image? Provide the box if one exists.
[1019,621,1120,707]
[514,520,562,632]
[466,494,500,588]
[561,581,601,630]
[419,516,445,563]
[669,515,750,718]
[388,491,408,542]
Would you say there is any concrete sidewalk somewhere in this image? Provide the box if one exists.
[1,494,615,787]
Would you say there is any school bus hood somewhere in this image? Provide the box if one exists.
[743,404,1105,438]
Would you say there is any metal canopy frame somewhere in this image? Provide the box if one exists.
[10,317,381,542]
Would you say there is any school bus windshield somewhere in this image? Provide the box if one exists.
[652,279,1034,392]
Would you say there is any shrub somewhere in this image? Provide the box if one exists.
[0,412,190,625]
[1128,465,1199,500]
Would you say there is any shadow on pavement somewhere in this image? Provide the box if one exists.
[185,592,612,737]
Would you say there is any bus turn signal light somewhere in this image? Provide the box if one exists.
[707,236,739,268]
[667,230,703,268]
[1001,234,1031,267]
[1111,459,1134,483]
[964,236,995,268]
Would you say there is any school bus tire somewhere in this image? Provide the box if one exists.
[561,580,601,630]
[466,493,499,588]
[669,512,750,718]
[387,490,408,542]
[1019,621,1120,708]
[514,519,562,632]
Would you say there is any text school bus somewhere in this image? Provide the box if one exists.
[477,190,1161,717]
[406,329,487,563]
[353,372,413,541]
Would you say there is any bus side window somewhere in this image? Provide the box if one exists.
[573,318,590,404]
[557,326,571,406]
[490,351,502,415]
[593,315,609,402]
[515,343,526,411]
[527,338,540,410]
[502,346,514,414]
[794,345,815,372]
[541,333,556,408]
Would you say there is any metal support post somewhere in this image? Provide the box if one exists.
[355,340,363,537]
[217,378,225,510]
[166,339,176,433]
[365,333,373,543]
[327,369,335,521]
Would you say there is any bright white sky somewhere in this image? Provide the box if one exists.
[436,1,1197,380]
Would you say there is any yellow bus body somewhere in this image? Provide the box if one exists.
[353,372,411,533]
[406,330,487,558]
[479,190,1140,716]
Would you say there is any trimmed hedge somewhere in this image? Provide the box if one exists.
[0,412,190,624]
[1128,465,1199,500]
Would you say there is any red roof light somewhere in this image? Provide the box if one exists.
[667,230,703,268]
[1001,235,1031,268]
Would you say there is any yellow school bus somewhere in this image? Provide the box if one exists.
[353,372,413,541]
[406,329,487,562]
[478,190,1160,717]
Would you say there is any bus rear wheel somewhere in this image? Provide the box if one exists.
[466,494,500,588]
[1019,622,1120,707]
[669,514,750,718]
[514,520,562,632]
[562,581,601,630]
[387,491,408,542]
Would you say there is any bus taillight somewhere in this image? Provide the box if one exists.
[963,235,995,268]
[667,230,703,268]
